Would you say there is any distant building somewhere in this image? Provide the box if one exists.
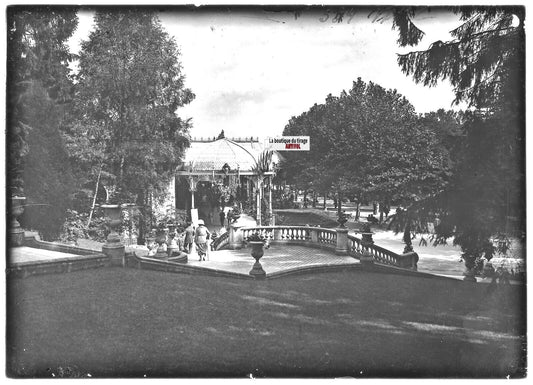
[159,136,279,227]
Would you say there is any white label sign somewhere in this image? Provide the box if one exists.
[265,136,310,151]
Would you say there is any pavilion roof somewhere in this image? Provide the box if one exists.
[180,138,266,173]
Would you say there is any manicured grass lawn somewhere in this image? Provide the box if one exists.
[7,268,526,378]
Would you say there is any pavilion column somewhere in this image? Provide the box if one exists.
[189,177,197,209]
[247,178,252,208]
[256,176,262,226]
[268,177,273,225]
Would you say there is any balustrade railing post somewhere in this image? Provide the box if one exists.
[273,227,282,241]
[335,228,349,255]
[310,228,318,244]
[399,251,419,271]
[229,224,244,249]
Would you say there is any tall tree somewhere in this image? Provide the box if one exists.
[7,6,78,239]
[390,7,525,271]
[282,78,452,222]
[67,9,194,240]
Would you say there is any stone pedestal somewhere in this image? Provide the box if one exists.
[335,228,349,255]
[101,204,125,267]
[167,241,179,257]
[310,228,319,244]
[9,196,26,247]
[167,224,179,257]
[102,242,126,267]
[229,224,244,249]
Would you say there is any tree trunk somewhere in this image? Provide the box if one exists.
[337,190,342,219]
[87,164,103,229]
[323,192,327,210]
[355,200,360,220]
[136,188,146,245]
[117,154,125,196]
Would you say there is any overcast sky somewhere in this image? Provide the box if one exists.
[70,8,464,140]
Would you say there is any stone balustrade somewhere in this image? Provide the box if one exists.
[238,226,337,250]
[348,234,418,270]
[222,224,419,271]
[211,231,229,250]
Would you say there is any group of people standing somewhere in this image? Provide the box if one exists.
[147,206,240,261]
[219,207,238,228]
[147,219,211,262]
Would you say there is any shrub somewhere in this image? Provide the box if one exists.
[58,210,107,244]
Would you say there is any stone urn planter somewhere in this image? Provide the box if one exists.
[167,224,179,257]
[101,204,122,241]
[101,204,125,266]
[359,229,375,264]
[249,241,266,278]
[337,213,348,228]
[155,228,168,258]
[229,210,241,224]
[146,229,157,245]
[9,196,26,247]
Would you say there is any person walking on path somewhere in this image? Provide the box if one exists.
[184,221,194,254]
[195,219,211,261]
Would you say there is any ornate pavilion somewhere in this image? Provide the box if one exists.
[161,136,278,228]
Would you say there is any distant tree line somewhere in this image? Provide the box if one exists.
[280,78,461,226]
[282,6,524,270]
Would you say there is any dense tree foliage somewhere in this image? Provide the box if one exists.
[7,7,78,239]
[395,7,523,109]
[62,10,194,237]
[390,7,525,267]
[281,78,453,219]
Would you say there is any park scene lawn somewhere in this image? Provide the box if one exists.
[7,267,525,378]
[7,6,526,380]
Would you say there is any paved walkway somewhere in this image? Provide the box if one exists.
[10,246,83,264]
[9,238,358,278]
[9,234,523,284]
[183,245,358,276]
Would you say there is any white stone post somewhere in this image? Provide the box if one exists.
[268,177,273,225]
[189,177,197,209]
[229,224,244,249]
[310,228,319,244]
[335,228,349,255]
[256,176,262,226]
